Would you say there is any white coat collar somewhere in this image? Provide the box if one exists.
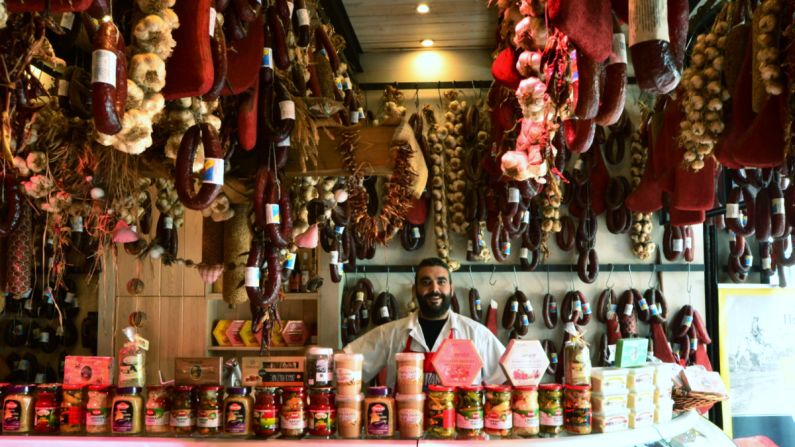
[406,310,460,352]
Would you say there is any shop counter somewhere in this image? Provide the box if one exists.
[0,411,731,446]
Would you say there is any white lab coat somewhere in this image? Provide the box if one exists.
[343,310,507,386]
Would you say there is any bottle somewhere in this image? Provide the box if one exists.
[300,253,310,292]
[118,327,147,387]
[289,255,302,293]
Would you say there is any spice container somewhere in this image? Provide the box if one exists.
[85,385,112,434]
[456,386,484,438]
[334,353,363,396]
[253,387,279,438]
[144,386,171,434]
[364,386,394,439]
[2,385,34,434]
[394,352,424,395]
[170,385,195,435]
[395,393,424,439]
[426,384,455,439]
[308,387,336,437]
[484,384,512,438]
[61,385,85,434]
[538,383,563,436]
[336,393,363,439]
[563,384,591,435]
[197,386,223,436]
[223,387,252,436]
[34,384,61,434]
[280,386,306,438]
[111,387,144,435]
[512,385,539,437]
[564,339,591,386]
[306,347,334,387]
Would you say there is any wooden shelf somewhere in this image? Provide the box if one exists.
[207,292,320,301]
[207,346,307,352]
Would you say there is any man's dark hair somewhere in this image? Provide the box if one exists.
[415,257,451,284]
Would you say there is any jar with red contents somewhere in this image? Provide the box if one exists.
[34,384,61,434]
[279,386,306,438]
[253,387,280,438]
[307,387,336,438]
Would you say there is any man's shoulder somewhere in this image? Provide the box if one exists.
[453,313,495,337]
[376,314,415,334]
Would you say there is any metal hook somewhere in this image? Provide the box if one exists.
[512,265,519,291]
[605,263,615,289]
[686,263,693,296]
[568,265,575,291]
[628,264,634,289]
[488,265,497,286]
[468,265,475,289]
[546,264,551,294]
[647,264,656,289]
[385,265,390,293]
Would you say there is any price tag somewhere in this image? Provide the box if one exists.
[330,251,339,264]
[772,198,785,215]
[685,237,692,249]
[208,7,217,36]
[672,238,683,252]
[266,204,281,224]
[725,203,740,218]
[412,227,421,238]
[245,267,261,287]
[523,301,533,313]
[202,158,225,185]
[379,306,390,318]
[508,187,520,203]
[279,100,296,120]
[520,247,529,259]
[91,49,117,87]
[623,303,634,316]
[762,257,772,270]
[261,48,274,69]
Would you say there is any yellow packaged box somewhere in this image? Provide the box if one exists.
[590,367,628,394]
[592,409,629,433]
[628,409,654,429]
[628,389,655,411]
[654,399,674,424]
[174,357,223,385]
[591,389,629,414]
[627,365,655,391]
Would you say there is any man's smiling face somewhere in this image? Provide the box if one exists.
[414,265,454,320]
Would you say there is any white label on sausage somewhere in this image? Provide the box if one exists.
[57,79,69,96]
[685,237,693,249]
[330,250,339,264]
[245,267,261,287]
[510,301,519,312]
[672,238,684,252]
[582,301,591,315]
[523,301,534,313]
[355,291,365,302]
[609,303,618,313]
[164,216,174,229]
[520,247,529,259]
[725,203,740,218]
[343,76,352,91]
[521,314,530,326]
[202,158,225,185]
[60,12,76,30]
[609,33,628,64]
[277,136,291,148]
[624,303,635,316]
[729,231,736,242]
[91,49,117,87]
[266,204,281,224]
[358,107,366,120]
[772,198,785,215]
[284,252,296,270]
[39,331,50,343]
[361,307,369,319]
[35,373,46,384]
[650,305,659,316]
[467,240,474,251]
[573,299,582,313]
[743,254,753,267]
[682,314,693,328]
[762,257,772,270]
[521,210,530,224]
[261,47,274,69]
[574,158,584,171]
[379,306,390,319]
[24,298,33,311]
[628,0,669,45]
[638,298,649,311]
[208,7,217,36]
[508,187,520,203]
[65,292,76,304]
[286,0,295,16]
[297,8,310,26]
[335,225,345,235]
[475,299,482,311]
[279,100,296,120]
[350,110,360,124]
[411,226,421,238]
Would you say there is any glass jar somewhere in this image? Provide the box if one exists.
[511,385,539,437]
[223,387,252,436]
[253,387,280,438]
[426,384,455,439]
[280,386,306,438]
[308,387,336,437]
[61,385,85,434]
[3,385,34,434]
[34,384,61,434]
[364,386,394,439]
[85,385,112,434]
[336,393,363,439]
[456,386,484,439]
[538,383,563,437]
[144,386,171,435]
[484,384,512,438]
[196,385,223,436]
[395,393,425,439]
[111,387,144,435]
[563,384,592,435]
[333,353,363,395]
[170,385,195,435]
[306,347,334,387]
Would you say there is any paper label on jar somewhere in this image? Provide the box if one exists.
[111,400,135,433]
[86,408,109,426]
[202,158,225,185]
[224,402,248,433]
[279,100,296,120]
[170,409,195,427]
[2,399,22,431]
[309,408,336,433]
[623,303,635,316]
[262,47,274,69]
[197,409,221,428]
[540,409,563,427]
[628,0,669,45]
[513,410,539,429]
[508,187,520,203]
[265,204,281,224]
[208,7,217,36]
[726,203,740,218]
[338,407,360,424]
[253,408,277,432]
[336,368,362,384]
[145,407,169,427]
[772,198,785,215]
[91,49,117,87]
[244,267,261,287]
[456,411,484,429]
[486,413,512,429]
[366,402,391,435]
[36,405,58,431]
[399,408,422,425]
[379,306,390,319]
[280,410,305,430]
[609,33,628,64]
[297,8,310,26]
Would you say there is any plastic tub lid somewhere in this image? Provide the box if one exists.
[396,393,426,402]
[307,346,334,356]
[336,393,364,403]
[367,386,392,396]
[334,352,363,361]
[395,352,425,361]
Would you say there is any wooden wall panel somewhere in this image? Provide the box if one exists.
[180,296,208,357]
[182,210,206,296]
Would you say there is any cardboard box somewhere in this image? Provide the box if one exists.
[616,338,648,368]
[499,339,549,387]
[241,356,305,387]
[63,356,113,386]
[431,339,484,387]
[174,357,223,386]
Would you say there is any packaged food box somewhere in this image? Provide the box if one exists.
[615,338,648,368]
[653,362,675,388]
[174,357,223,385]
[591,367,628,393]
[593,409,629,433]
[63,356,113,386]
[280,321,309,346]
[241,356,305,387]
[498,339,549,387]
[654,398,674,424]
[212,320,231,346]
[431,339,484,387]
[627,365,655,391]
[591,389,629,414]
[681,365,727,395]
[629,409,654,429]
[654,385,672,404]
[628,389,655,411]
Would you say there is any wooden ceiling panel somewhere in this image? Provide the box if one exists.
[342,0,497,52]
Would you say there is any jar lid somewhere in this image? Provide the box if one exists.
[87,385,114,392]
[174,385,195,392]
[254,386,279,393]
[458,385,483,392]
[310,386,335,394]
[427,384,455,392]
[116,387,142,395]
[62,384,85,391]
[226,387,249,395]
[307,346,334,356]
[7,385,33,394]
[367,386,391,396]
[282,386,305,393]
[37,383,62,391]
[538,383,563,391]
[485,384,512,392]
[200,385,224,391]
[564,384,591,391]
[394,352,424,361]
[512,385,538,391]
[333,352,363,362]
[395,393,426,402]
[335,393,364,403]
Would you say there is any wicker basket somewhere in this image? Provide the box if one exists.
[672,387,728,412]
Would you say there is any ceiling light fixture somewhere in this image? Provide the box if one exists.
[421,39,434,47]
[417,3,430,13]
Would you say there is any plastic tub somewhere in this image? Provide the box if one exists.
[654,399,674,424]
[654,386,672,404]
[592,409,629,433]
[626,366,655,391]
[653,363,675,388]
[590,368,628,394]
[628,409,654,429]
[628,389,655,411]
[590,389,629,414]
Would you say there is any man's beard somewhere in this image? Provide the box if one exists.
[418,291,452,319]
